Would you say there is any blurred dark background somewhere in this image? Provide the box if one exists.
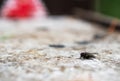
[0,0,5,9]
[0,0,94,15]
[43,0,94,15]
[0,0,120,30]
[1,0,120,20]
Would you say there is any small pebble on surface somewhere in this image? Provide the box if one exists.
[36,27,49,31]
[75,41,91,45]
[93,33,107,40]
[49,44,65,48]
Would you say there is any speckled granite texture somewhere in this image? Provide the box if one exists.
[0,17,120,81]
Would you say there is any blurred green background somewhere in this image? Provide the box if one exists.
[96,0,120,19]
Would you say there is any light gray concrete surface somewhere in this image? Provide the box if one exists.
[0,16,120,81]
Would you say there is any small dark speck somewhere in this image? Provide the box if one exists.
[75,41,91,45]
[79,52,97,60]
[36,27,49,31]
[93,34,106,40]
[49,44,65,48]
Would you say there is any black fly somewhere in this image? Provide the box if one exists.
[79,52,97,60]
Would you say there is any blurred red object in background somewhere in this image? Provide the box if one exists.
[1,0,47,19]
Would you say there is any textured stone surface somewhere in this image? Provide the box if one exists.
[0,17,120,81]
